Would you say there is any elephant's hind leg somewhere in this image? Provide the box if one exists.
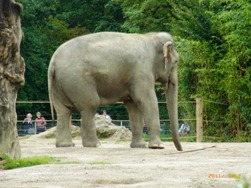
[55,105,75,147]
[125,101,147,148]
[80,110,100,147]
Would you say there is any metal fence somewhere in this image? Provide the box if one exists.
[17,119,195,139]
[16,99,217,141]
[17,122,55,136]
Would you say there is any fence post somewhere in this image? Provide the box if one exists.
[34,123,37,135]
[196,97,203,142]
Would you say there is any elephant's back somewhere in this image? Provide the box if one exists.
[49,31,158,87]
[53,32,152,56]
[50,32,153,68]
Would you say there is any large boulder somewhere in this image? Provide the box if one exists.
[29,115,131,141]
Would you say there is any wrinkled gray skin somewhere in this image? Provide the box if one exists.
[48,32,182,151]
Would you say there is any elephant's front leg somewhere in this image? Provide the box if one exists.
[145,100,164,149]
[132,89,164,149]
[125,101,147,148]
[80,110,100,147]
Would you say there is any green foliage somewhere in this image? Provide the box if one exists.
[118,0,251,141]
[56,0,124,32]
[117,0,174,33]
[170,0,251,141]
[215,0,251,137]
[1,155,55,169]
[231,174,250,188]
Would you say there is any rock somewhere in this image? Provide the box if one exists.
[29,114,131,141]
[96,125,118,138]
[109,126,132,141]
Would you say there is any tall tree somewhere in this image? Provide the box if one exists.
[117,0,174,33]
[57,0,124,32]
[0,0,24,159]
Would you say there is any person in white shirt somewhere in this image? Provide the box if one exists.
[22,113,33,133]
[102,110,112,123]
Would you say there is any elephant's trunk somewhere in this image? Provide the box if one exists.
[165,85,183,151]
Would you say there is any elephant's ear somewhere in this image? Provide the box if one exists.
[163,41,173,69]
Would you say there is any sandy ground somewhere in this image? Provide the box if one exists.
[0,137,251,188]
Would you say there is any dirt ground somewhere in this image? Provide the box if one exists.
[0,137,250,188]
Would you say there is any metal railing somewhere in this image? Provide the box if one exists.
[17,119,197,139]
[17,98,231,141]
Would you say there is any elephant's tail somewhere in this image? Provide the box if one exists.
[48,61,55,122]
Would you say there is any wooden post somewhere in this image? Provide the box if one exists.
[196,97,203,142]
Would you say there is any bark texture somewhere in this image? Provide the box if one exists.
[0,0,24,159]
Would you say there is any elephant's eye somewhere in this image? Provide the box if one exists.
[173,58,178,64]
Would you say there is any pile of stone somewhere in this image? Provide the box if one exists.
[29,114,131,141]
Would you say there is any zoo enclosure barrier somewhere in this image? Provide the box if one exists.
[16,98,225,141]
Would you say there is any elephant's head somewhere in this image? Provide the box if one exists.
[156,33,182,151]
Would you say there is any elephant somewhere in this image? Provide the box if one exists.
[48,32,182,151]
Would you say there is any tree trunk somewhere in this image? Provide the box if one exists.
[0,0,24,159]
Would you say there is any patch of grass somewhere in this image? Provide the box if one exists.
[143,134,196,142]
[58,161,81,164]
[89,161,112,165]
[230,174,250,188]
[1,155,55,170]
[143,134,149,141]
[160,137,173,142]
[180,136,196,142]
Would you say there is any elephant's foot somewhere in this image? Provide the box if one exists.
[148,138,165,149]
[130,140,147,148]
[82,139,101,147]
[56,140,75,147]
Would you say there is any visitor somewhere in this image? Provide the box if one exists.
[22,113,33,134]
[102,110,112,123]
[35,112,47,134]
[178,120,190,136]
